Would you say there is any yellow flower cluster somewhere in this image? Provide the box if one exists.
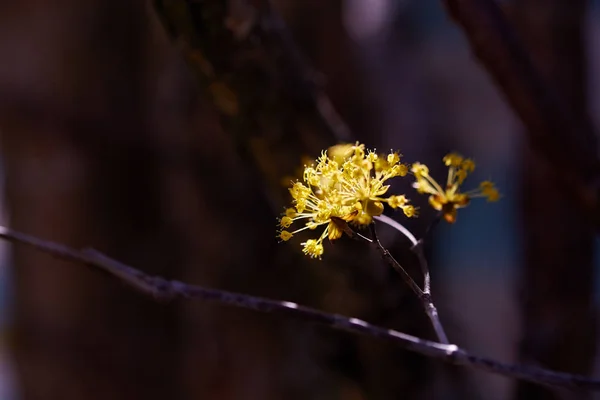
[278,143,416,258]
[279,144,500,258]
[412,153,499,223]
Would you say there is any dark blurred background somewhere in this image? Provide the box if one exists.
[0,0,598,399]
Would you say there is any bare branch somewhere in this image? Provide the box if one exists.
[368,222,449,344]
[368,223,424,298]
[1,225,599,391]
[412,215,442,295]
[410,240,447,345]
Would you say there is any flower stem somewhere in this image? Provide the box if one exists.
[371,215,450,344]
[368,223,423,297]
[368,223,449,344]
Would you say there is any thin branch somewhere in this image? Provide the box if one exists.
[412,240,432,298]
[411,239,447,344]
[370,216,447,343]
[1,225,600,390]
[368,223,423,297]
[408,216,450,345]
[412,214,443,298]
[369,223,449,344]
[441,0,600,226]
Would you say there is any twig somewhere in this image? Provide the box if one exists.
[411,239,447,344]
[414,242,431,295]
[370,216,444,341]
[410,214,442,295]
[441,0,600,226]
[367,223,423,297]
[368,223,449,344]
[333,216,415,284]
[1,225,600,390]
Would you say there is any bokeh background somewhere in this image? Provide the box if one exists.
[0,0,598,399]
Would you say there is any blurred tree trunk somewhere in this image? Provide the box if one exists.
[0,1,181,399]
[514,1,597,399]
[0,0,325,397]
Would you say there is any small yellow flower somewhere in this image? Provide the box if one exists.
[443,153,463,167]
[411,163,429,180]
[480,180,500,202]
[387,195,417,218]
[411,153,499,223]
[301,239,324,258]
[280,216,293,228]
[279,231,293,241]
[402,204,418,218]
[328,143,357,165]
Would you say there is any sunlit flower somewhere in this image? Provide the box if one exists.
[278,142,415,257]
[411,153,499,223]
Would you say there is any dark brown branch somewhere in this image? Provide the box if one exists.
[441,0,600,226]
[2,224,597,391]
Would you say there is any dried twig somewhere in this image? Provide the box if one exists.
[2,224,599,391]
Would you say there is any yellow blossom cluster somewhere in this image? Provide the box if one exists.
[278,143,416,258]
[412,153,499,223]
[279,143,499,258]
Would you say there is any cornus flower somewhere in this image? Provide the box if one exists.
[279,143,416,258]
[411,153,499,223]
